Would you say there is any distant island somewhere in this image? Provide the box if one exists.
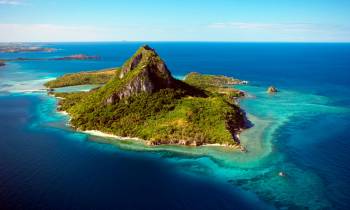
[46,45,249,148]
[53,54,100,60]
[0,54,100,65]
[0,46,56,53]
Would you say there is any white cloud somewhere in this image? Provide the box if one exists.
[207,22,350,41]
[0,22,349,42]
[208,22,318,32]
[0,23,113,42]
[0,0,23,5]
[0,23,199,42]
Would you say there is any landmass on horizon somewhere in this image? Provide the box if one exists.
[46,45,250,148]
[0,43,99,65]
[0,54,100,65]
[0,44,56,53]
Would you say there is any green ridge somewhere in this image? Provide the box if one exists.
[45,68,119,88]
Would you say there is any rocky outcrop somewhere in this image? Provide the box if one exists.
[106,45,199,104]
[106,68,159,104]
[119,45,173,80]
[267,86,278,93]
[119,51,143,79]
[0,61,5,67]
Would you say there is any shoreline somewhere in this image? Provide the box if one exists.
[83,130,144,142]
[57,110,68,115]
[82,129,243,149]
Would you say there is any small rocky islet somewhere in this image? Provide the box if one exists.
[267,86,278,93]
[46,45,250,148]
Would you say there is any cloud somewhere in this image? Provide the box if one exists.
[207,22,350,41]
[0,23,113,42]
[0,22,349,42]
[208,22,321,32]
[0,0,23,5]
[0,23,178,42]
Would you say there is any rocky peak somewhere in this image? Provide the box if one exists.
[106,45,180,104]
[119,45,160,78]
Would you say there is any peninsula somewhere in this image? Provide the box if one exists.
[45,68,118,88]
[48,45,249,147]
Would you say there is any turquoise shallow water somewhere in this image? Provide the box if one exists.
[1,42,350,209]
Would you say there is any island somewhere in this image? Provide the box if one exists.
[0,46,56,53]
[52,54,100,60]
[0,54,100,63]
[267,86,278,93]
[48,45,249,148]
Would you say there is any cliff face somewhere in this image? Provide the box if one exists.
[106,45,185,104]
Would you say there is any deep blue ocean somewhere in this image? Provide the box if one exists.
[0,42,350,210]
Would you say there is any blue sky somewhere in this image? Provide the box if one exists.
[1,0,350,42]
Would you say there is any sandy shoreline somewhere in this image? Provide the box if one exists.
[82,129,242,149]
[83,130,144,141]
[57,110,68,115]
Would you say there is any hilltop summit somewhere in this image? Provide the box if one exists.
[119,45,168,79]
[105,45,202,104]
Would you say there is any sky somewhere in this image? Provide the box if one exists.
[0,0,350,42]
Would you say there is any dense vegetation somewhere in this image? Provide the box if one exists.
[53,46,247,147]
[45,68,119,88]
[184,72,245,98]
[55,89,245,146]
[184,72,241,89]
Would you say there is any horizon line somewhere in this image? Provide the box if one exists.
[1,40,350,44]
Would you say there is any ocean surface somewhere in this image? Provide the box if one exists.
[0,42,350,210]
